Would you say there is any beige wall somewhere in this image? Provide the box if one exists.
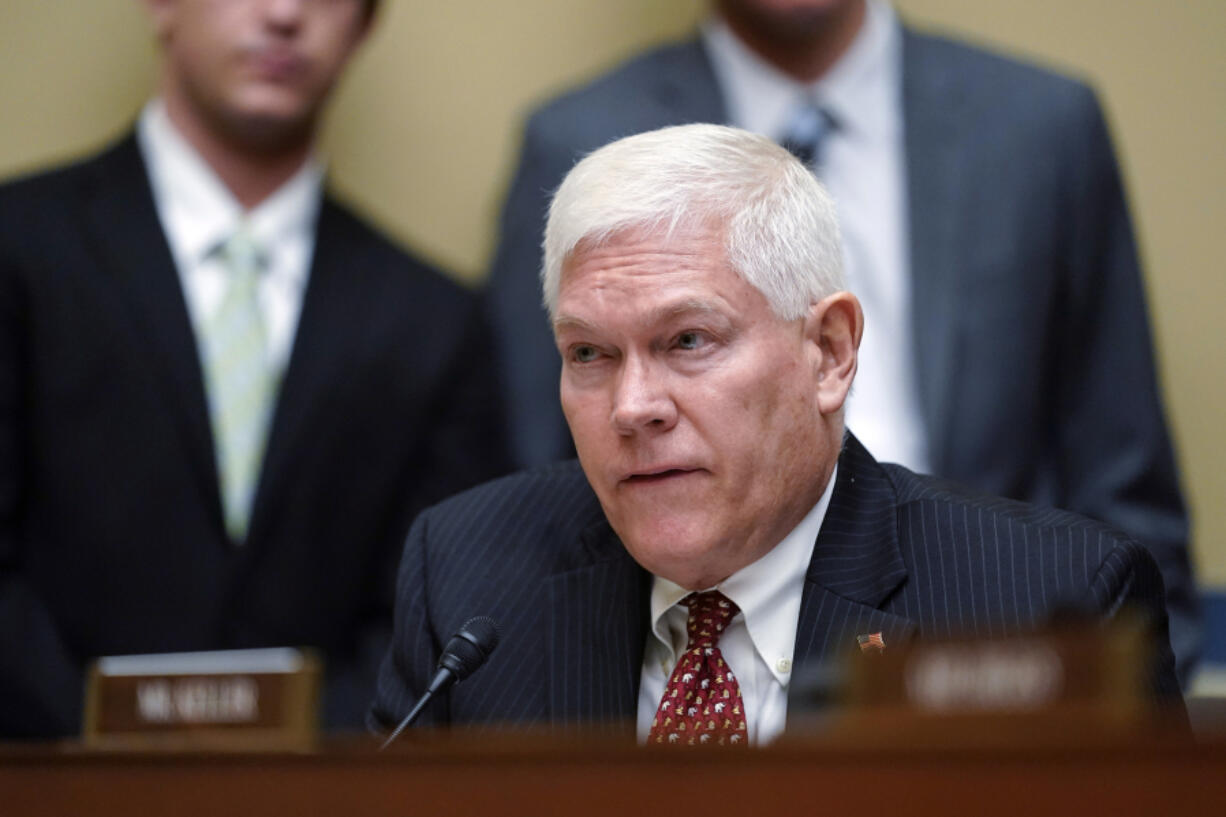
[1,2,1222,583]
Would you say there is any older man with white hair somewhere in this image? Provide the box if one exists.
[372,124,1181,744]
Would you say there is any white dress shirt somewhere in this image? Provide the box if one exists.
[137,99,323,377]
[637,467,837,745]
[703,0,931,474]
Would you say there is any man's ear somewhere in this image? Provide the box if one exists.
[345,2,376,51]
[142,0,174,39]
[804,291,863,416]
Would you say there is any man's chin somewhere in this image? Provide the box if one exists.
[220,100,317,153]
[616,523,726,586]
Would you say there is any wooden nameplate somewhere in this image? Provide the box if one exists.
[83,648,321,751]
[787,611,1173,746]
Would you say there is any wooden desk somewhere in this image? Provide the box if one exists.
[3,730,1225,816]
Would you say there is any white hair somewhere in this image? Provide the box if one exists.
[541,123,844,320]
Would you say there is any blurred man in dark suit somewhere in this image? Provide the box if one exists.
[0,0,505,737]
[373,125,1180,744]
[485,0,1199,685]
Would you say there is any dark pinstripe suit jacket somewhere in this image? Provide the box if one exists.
[0,135,507,737]
[371,435,1181,732]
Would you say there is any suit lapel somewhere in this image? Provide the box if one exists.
[792,435,914,685]
[80,135,222,528]
[546,517,649,728]
[248,199,365,541]
[900,28,968,474]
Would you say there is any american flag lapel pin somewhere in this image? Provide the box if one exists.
[857,632,885,653]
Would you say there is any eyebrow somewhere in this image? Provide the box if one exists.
[553,299,727,335]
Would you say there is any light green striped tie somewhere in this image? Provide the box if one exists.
[201,226,275,543]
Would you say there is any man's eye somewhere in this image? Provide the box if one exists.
[676,331,706,350]
[572,345,600,363]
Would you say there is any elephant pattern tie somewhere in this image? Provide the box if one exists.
[648,590,748,747]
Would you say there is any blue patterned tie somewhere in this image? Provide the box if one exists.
[201,225,276,543]
[779,102,836,172]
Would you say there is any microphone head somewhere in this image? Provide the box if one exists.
[437,616,500,681]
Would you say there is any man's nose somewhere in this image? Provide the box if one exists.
[610,356,677,435]
[263,0,307,30]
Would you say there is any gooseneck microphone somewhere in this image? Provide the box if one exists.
[380,616,500,750]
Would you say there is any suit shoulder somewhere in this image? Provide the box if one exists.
[426,460,601,526]
[0,142,116,215]
[0,161,78,203]
[0,139,145,265]
[885,462,1135,548]
[531,39,695,120]
[881,464,1165,632]
[903,26,1100,113]
[522,38,704,151]
[416,461,605,550]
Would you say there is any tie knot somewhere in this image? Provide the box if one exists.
[219,225,265,277]
[779,102,836,169]
[683,591,738,649]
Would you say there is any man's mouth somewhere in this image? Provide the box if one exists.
[623,468,700,484]
[250,49,306,82]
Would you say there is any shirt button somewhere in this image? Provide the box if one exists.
[777,658,792,673]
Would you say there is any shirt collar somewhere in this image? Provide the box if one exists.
[702,0,901,143]
[137,98,325,269]
[648,464,838,685]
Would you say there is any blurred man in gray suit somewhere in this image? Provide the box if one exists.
[485,0,1199,684]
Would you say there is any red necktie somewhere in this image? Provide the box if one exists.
[648,590,748,747]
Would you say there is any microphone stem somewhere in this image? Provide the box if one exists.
[379,689,434,751]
